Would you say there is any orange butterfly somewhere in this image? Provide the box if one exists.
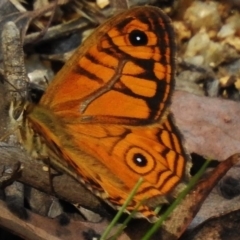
[12,6,191,222]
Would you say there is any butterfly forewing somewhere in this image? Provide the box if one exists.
[40,6,175,125]
[19,6,191,222]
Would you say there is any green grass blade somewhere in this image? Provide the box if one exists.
[109,198,146,239]
[100,177,144,240]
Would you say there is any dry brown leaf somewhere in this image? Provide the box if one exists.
[172,91,240,160]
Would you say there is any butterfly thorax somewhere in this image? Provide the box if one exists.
[10,101,77,178]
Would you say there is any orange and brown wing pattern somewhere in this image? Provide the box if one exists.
[62,113,191,221]
[40,6,175,125]
[24,6,190,222]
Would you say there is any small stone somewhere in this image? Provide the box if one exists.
[184,1,221,32]
[173,21,192,44]
[218,24,236,38]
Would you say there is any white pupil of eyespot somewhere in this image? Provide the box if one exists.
[136,157,142,163]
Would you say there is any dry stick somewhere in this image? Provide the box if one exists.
[24,17,91,45]
[12,1,68,41]
[1,21,28,100]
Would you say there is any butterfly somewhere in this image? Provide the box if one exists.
[11,6,191,222]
